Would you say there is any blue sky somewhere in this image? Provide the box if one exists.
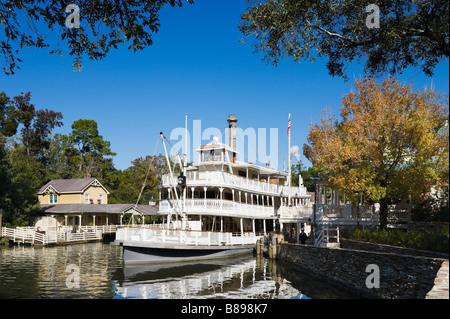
[1,0,449,171]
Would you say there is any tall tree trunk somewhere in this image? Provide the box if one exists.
[379,197,389,230]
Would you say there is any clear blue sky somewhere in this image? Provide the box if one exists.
[1,0,449,171]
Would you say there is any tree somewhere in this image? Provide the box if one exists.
[303,77,449,229]
[11,92,63,162]
[109,156,159,204]
[239,0,449,80]
[1,0,194,75]
[0,91,18,137]
[64,119,116,178]
[300,166,323,192]
[108,154,177,204]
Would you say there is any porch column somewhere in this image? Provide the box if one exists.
[120,214,123,225]
[263,219,267,236]
[220,217,223,233]
[252,219,255,236]
[240,218,244,236]
[219,187,224,210]
[64,215,68,226]
[203,187,208,209]
[79,214,82,228]
[93,215,96,227]
[52,215,57,243]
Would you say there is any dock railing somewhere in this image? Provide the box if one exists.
[1,225,105,245]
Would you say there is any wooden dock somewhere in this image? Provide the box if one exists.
[1,225,116,245]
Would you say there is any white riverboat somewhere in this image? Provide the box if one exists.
[114,115,311,264]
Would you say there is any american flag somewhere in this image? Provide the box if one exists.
[287,114,291,136]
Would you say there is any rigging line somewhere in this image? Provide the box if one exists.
[134,135,161,209]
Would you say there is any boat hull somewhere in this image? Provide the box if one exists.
[119,242,254,264]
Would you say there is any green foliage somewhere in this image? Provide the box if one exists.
[1,0,194,75]
[0,91,19,137]
[411,187,449,222]
[346,226,449,253]
[10,91,63,162]
[239,0,449,80]
[300,166,323,192]
[48,119,117,182]
[0,236,10,247]
[0,90,174,227]
[108,154,174,205]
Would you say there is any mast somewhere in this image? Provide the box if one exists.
[160,132,181,228]
[183,113,188,229]
[288,113,291,206]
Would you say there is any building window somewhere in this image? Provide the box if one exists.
[49,194,58,204]
[85,193,90,204]
[98,194,103,204]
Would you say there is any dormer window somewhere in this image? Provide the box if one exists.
[49,194,58,204]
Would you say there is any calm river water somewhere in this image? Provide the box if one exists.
[0,241,358,299]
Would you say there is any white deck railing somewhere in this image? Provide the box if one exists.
[162,171,309,198]
[116,226,261,247]
[1,225,107,244]
[159,199,276,218]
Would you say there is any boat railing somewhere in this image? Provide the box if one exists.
[159,199,275,218]
[162,171,309,197]
[115,226,261,247]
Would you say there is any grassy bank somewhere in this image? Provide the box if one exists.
[343,226,449,254]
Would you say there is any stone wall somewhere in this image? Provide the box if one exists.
[278,243,447,299]
[340,239,449,259]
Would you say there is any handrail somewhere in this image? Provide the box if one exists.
[314,226,339,247]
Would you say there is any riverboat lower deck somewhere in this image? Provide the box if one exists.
[113,226,261,264]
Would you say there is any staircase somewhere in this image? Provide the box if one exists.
[314,226,340,248]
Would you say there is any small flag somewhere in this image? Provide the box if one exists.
[287,113,291,136]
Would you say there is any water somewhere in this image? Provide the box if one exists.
[0,241,358,299]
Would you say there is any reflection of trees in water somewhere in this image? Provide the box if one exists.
[0,242,123,298]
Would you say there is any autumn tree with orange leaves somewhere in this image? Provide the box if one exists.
[303,78,449,229]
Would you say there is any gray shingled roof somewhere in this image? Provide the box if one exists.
[39,204,159,215]
[38,178,98,194]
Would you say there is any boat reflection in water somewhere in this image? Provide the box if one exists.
[112,254,359,299]
[112,255,307,299]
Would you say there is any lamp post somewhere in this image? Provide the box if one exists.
[178,172,187,229]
